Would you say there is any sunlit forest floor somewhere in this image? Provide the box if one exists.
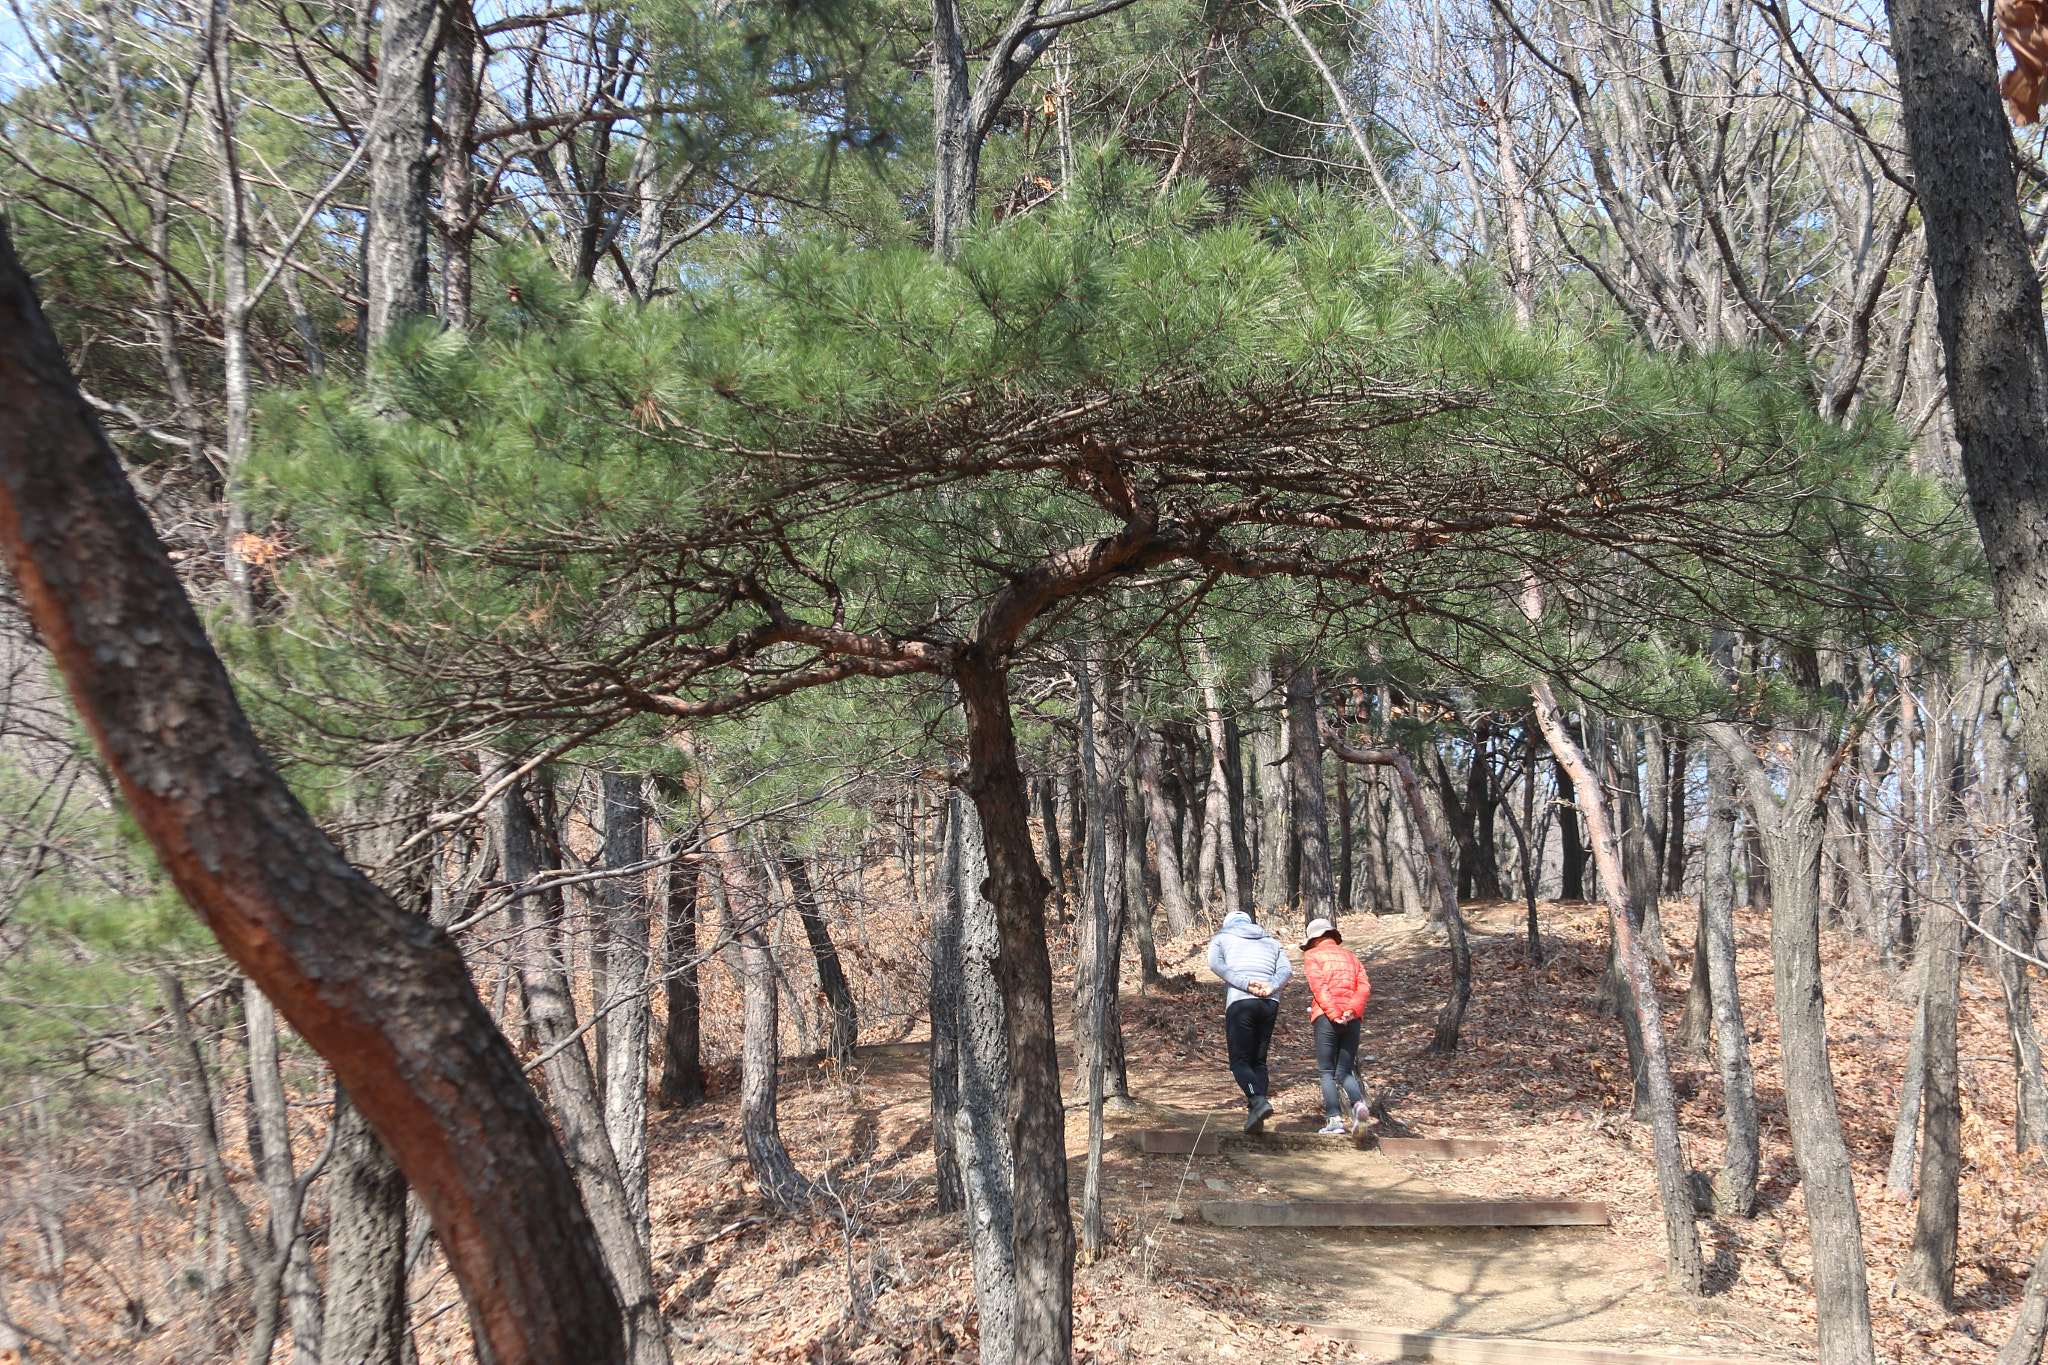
[5,894,2041,1363]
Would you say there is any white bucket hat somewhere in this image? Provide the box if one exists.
[1300,918,1341,948]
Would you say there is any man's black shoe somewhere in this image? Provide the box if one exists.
[1243,1096,1273,1134]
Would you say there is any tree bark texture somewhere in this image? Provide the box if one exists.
[599,772,652,1246]
[931,792,968,1217]
[955,652,1071,1365]
[1535,683,1703,1294]
[1126,765,1159,983]
[1905,892,1964,1307]
[784,854,860,1065]
[245,987,323,1363]
[738,916,810,1209]
[1253,662,1289,914]
[948,767,1019,1365]
[489,766,668,1365]
[0,226,624,1365]
[321,1090,408,1365]
[1285,658,1335,927]
[1072,654,1128,1101]
[1888,980,1930,1199]
[1701,743,1758,1217]
[2001,1228,2048,1365]
[658,859,705,1110]
[1556,755,1587,900]
[1989,892,2048,1153]
[1702,719,1876,1365]
[1137,723,1194,936]
[1322,731,1470,1052]
[1887,0,2048,898]
[365,0,443,345]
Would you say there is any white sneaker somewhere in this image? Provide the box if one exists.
[1353,1099,1372,1133]
[1318,1118,1348,1136]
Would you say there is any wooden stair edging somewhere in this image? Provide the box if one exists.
[1377,1137,1503,1160]
[1133,1129,1505,1158]
[1200,1199,1610,1228]
[1298,1323,1768,1364]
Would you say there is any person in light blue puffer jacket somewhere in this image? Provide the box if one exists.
[1206,911,1294,1132]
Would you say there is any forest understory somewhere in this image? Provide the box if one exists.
[7,887,2039,1365]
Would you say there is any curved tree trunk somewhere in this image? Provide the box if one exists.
[0,225,622,1365]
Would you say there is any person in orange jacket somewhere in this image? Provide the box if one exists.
[1300,918,1373,1136]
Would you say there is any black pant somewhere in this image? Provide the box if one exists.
[1314,1015,1366,1117]
[1225,997,1280,1100]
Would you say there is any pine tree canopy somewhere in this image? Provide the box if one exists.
[253,169,1968,758]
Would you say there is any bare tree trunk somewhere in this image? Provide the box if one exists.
[2001,1229,2048,1365]
[1556,756,1587,900]
[784,854,859,1065]
[1285,657,1335,927]
[1224,714,1254,918]
[489,764,668,1365]
[1126,764,1159,983]
[1072,655,1129,1102]
[1904,894,1964,1306]
[1536,681,1703,1295]
[1036,777,1067,920]
[1136,722,1193,936]
[1078,656,1111,1262]
[1701,743,1758,1217]
[1888,0,2048,926]
[1251,661,1289,913]
[1664,735,1690,896]
[932,792,967,1216]
[599,773,652,1247]
[947,786,1016,1363]
[245,987,323,1362]
[1989,892,2048,1153]
[1702,716,1875,1365]
[657,858,705,1110]
[1887,981,1930,1200]
[1322,732,1469,1051]
[321,1090,407,1365]
[365,0,444,343]
[1336,761,1354,913]
[436,0,479,327]
[738,915,810,1209]
[1618,722,1672,968]
[955,652,1072,1365]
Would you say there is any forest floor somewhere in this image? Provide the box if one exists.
[6,894,2044,1364]
[629,896,2046,1365]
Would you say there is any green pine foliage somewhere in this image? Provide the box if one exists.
[251,161,1968,767]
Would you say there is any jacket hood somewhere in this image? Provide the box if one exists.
[1220,912,1269,939]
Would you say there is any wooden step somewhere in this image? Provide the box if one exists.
[1136,1128,1506,1159]
[1200,1199,1609,1228]
[1377,1137,1504,1160]
[1135,1129,1223,1155]
[1300,1323,1766,1364]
